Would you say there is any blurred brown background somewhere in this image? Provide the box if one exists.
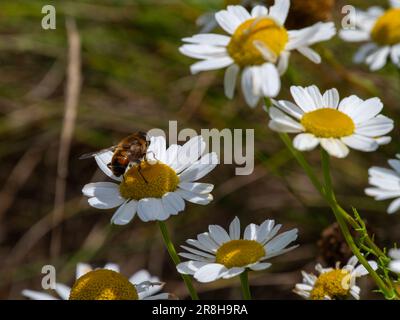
[0,0,399,300]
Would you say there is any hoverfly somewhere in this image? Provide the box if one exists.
[79,131,150,183]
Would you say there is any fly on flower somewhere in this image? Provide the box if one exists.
[339,0,400,70]
[79,131,150,182]
[82,135,218,225]
[180,0,336,107]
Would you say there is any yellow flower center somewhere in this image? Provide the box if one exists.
[215,240,266,268]
[69,269,138,300]
[310,269,351,300]
[119,161,179,200]
[227,17,288,67]
[371,8,400,45]
[300,108,355,138]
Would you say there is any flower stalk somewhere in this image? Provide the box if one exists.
[158,221,199,300]
[240,270,251,300]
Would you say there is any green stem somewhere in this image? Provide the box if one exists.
[158,221,199,300]
[239,270,251,300]
[320,150,391,296]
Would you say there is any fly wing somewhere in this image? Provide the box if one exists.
[79,146,117,160]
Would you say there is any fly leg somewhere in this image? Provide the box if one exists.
[138,163,148,184]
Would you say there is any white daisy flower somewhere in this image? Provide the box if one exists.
[365,155,400,214]
[197,0,253,33]
[339,0,400,71]
[176,216,299,283]
[180,1,336,107]
[294,256,378,300]
[22,263,171,300]
[389,248,400,273]
[268,85,394,158]
[82,135,218,225]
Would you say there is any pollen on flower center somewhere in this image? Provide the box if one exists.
[215,239,266,268]
[310,269,350,300]
[69,269,138,300]
[119,161,179,200]
[227,17,288,67]
[300,108,355,138]
[371,8,400,45]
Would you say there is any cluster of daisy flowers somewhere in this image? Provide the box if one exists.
[339,0,400,70]
[22,0,400,301]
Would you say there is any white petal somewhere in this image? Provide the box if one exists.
[222,267,245,279]
[265,229,298,253]
[293,133,320,151]
[208,224,231,244]
[198,232,219,252]
[244,223,258,240]
[354,261,378,276]
[104,263,120,272]
[354,43,378,64]
[290,86,317,112]
[194,264,227,283]
[389,261,400,273]
[83,182,125,209]
[390,0,400,8]
[180,44,228,60]
[260,63,281,97]
[272,99,303,120]
[162,192,185,216]
[177,261,208,275]
[111,200,137,225]
[175,135,206,173]
[164,144,180,170]
[388,198,400,214]
[229,216,241,240]
[227,5,251,23]
[355,115,394,137]
[249,262,271,271]
[182,33,230,46]
[190,57,233,74]
[137,198,164,222]
[322,88,340,108]
[251,5,268,17]
[178,182,214,194]
[268,106,304,133]
[21,290,58,300]
[341,135,378,152]
[76,263,92,279]
[241,67,260,108]
[177,189,213,205]
[181,245,215,259]
[366,47,390,71]
[215,9,242,34]
[349,97,383,124]
[269,0,289,25]
[339,29,370,42]
[320,138,350,158]
[297,47,321,63]
[277,51,290,75]
[178,152,218,182]
[224,64,240,99]
[54,283,70,300]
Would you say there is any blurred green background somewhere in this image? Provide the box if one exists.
[0,0,399,299]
